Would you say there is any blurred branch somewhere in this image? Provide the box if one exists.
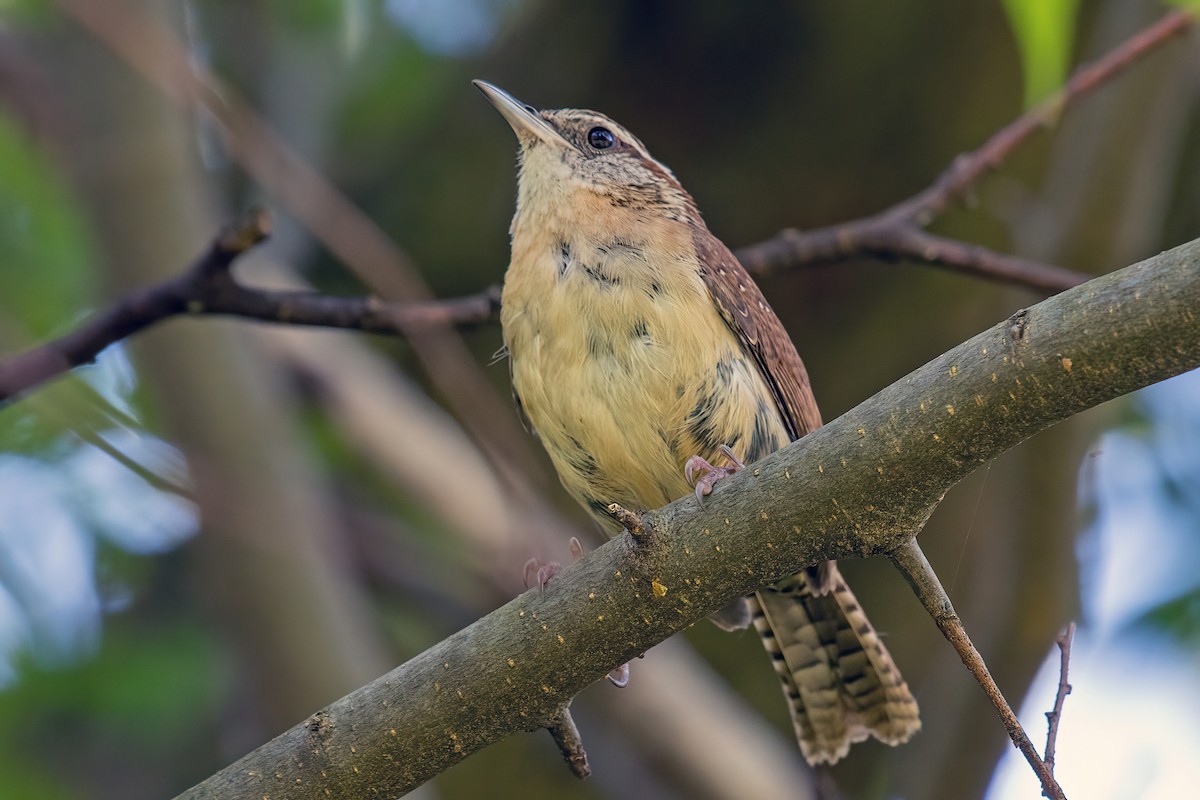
[176,237,1200,799]
[53,0,545,483]
[2,9,1190,404]
[736,8,1194,290]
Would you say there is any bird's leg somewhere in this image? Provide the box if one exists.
[523,536,585,595]
[685,444,745,502]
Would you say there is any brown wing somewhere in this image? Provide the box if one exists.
[695,229,921,762]
[693,228,822,440]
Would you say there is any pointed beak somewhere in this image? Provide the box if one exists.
[473,80,568,148]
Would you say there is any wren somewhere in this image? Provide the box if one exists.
[477,80,920,764]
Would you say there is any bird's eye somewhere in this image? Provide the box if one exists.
[587,126,616,150]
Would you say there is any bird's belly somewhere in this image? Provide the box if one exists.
[506,279,790,527]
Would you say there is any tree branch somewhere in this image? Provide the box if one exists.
[52,0,545,484]
[0,212,501,404]
[735,222,1091,292]
[0,210,267,401]
[1044,621,1076,783]
[891,539,1064,800]
[546,703,590,780]
[736,8,1193,289]
[2,9,1189,405]
[176,236,1200,799]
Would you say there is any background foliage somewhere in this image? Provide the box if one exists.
[0,1,1198,798]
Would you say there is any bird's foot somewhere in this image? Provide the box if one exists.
[522,557,560,594]
[684,444,745,503]
[523,536,632,688]
[523,536,584,595]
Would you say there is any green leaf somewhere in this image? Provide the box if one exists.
[1002,0,1081,107]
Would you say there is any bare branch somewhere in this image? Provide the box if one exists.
[606,503,648,540]
[897,9,1194,222]
[175,236,1200,799]
[737,9,1193,290]
[53,0,543,480]
[890,539,1065,800]
[1,10,1189,403]
[546,704,591,780]
[1044,621,1077,782]
[187,285,501,336]
[0,211,507,404]
[735,221,1092,292]
[0,210,269,402]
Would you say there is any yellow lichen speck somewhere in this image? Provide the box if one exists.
[651,578,668,597]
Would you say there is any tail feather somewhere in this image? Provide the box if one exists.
[751,562,920,764]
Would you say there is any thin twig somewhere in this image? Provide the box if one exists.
[53,0,546,483]
[1,10,1190,406]
[0,208,497,402]
[607,502,647,539]
[184,285,500,336]
[546,703,591,780]
[894,11,1193,222]
[1044,621,1076,781]
[735,218,1091,292]
[68,426,194,499]
[889,538,1067,800]
[0,210,269,402]
[737,9,1193,290]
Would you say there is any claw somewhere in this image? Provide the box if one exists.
[717,444,745,470]
[684,455,716,498]
[537,563,560,589]
[523,538,587,595]
[607,663,630,688]
[523,557,562,594]
[684,447,745,505]
[529,538,630,688]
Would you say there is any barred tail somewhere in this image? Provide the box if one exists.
[751,562,920,765]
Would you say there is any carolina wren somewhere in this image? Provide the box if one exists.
[476,80,920,765]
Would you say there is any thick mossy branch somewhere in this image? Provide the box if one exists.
[177,239,1200,800]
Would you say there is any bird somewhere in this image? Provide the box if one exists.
[475,80,920,765]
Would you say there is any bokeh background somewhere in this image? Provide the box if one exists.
[1,1,1198,798]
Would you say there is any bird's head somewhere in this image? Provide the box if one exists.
[474,80,697,223]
